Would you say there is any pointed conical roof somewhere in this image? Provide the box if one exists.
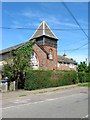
[63,53,67,57]
[30,21,58,40]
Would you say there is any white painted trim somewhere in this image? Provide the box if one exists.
[29,21,43,40]
[45,21,58,40]
[29,21,58,40]
[43,21,45,35]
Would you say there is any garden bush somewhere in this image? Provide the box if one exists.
[24,70,78,90]
[78,72,90,83]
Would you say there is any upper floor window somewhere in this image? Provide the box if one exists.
[49,49,53,60]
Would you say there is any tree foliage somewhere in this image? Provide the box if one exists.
[87,63,90,73]
[78,61,87,72]
[2,59,15,81]
[2,40,35,89]
[12,40,35,71]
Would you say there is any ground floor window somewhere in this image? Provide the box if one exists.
[30,51,39,69]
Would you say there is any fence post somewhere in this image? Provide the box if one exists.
[5,82,8,92]
[13,81,15,91]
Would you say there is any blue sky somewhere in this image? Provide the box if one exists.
[2,2,88,63]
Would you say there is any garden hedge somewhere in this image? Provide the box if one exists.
[78,72,90,83]
[24,70,78,90]
[24,70,90,90]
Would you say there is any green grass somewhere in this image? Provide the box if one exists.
[78,82,90,87]
[19,94,27,97]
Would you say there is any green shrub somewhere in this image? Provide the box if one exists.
[2,63,15,82]
[24,70,78,90]
[78,72,90,83]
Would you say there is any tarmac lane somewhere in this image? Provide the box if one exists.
[1,86,88,118]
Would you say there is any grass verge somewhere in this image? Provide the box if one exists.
[19,94,27,97]
[78,82,90,87]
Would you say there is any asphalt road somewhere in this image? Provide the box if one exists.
[2,87,88,118]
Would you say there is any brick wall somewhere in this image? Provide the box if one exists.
[57,63,77,71]
[43,45,58,70]
[32,44,48,70]
[32,44,58,70]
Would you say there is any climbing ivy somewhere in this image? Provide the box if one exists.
[3,40,35,89]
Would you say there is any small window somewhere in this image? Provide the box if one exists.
[69,63,73,68]
[49,49,53,60]
[57,62,60,67]
[30,52,39,69]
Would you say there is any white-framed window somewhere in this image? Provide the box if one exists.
[73,64,75,68]
[30,52,39,69]
[69,63,74,68]
[69,63,72,68]
[49,49,53,60]
[65,63,68,66]
[57,62,60,67]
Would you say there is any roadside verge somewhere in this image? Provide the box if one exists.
[1,84,79,100]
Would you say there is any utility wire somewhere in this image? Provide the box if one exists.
[62,2,88,39]
[60,37,88,47]
[1,3,89,53]
[70,43,88,53]
[0,27,89,31]
[60,42,88,52]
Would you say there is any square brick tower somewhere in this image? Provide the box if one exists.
[30,21,58,70]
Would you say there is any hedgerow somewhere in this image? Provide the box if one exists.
[78,72,90,83]
[24,70,78,90]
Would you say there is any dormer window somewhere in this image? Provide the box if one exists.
[49,49,53,60]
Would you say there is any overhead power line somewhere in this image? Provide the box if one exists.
[60,42,88,52]
[62,2,88,39]
[0,27,89,31]
[70,43,88,53]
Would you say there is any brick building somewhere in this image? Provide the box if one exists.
[0,21,77,74]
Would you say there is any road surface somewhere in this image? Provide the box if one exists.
[1,86,88,118]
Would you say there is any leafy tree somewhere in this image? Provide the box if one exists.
[2,58,15,81]
[87,63,90,73]
[78,61,88,72]
[3,40,35,89]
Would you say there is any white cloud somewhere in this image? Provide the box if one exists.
[21,11,37,18]
[69,54,88,63]
[39,15,79,28]
[78,19,88,25]
[10,20,23,28]
[20,9,79,28]
[21,10,44,19]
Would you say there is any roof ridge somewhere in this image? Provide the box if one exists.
[58,55,77,64]
[43,21,45,35]
[0,41,29,54]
